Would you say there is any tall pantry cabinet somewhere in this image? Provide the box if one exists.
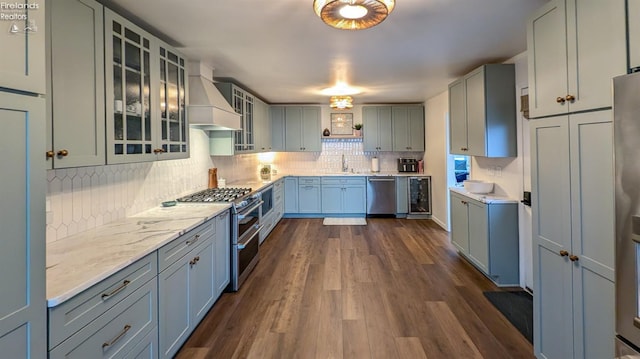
[0,2,47,358]
[527,0,625,358]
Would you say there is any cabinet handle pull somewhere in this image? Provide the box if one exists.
[46,150,55,158]
[102,324,131,349]
[559,250,569,257]
[57,149,69,157]
[189,256,200,266]
[556,96,566,104]
[186,234,200,246]
[569,255,579,262]
[153,148,166,154]
[101,280,131,300]
[565,94,576,103]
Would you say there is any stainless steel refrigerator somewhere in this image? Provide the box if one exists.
[614,71,640,357]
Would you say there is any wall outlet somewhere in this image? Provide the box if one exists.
[488,167,495,176]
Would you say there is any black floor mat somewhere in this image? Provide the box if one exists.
[483,290,533,343]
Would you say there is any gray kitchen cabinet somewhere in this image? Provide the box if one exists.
[530,110,614,359]
[395,176,408,216]
[46,0,106,168]
[448,64,517,157]
[105,9,189,164]
[284,177,299,213]
[48,253,157,350]
[216,82,255,152]
[298,177,322,213]
[527,0,626,118]
[122,329,158,359]
[158,218,217,359]
[214,210,231,296]
[0,92,46,359]
[0,2,45,94]
[629,0,640,72]
[49,279,157,359]
[285,106,321,152]
[273,177,285,222]
[253,97,272,152]
[270,106,286,151]
[321,177,366,214]
[449,191,519,286]
[362,106,393,152]
[392,106,424,151]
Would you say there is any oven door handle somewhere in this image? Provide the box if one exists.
[238,225,263,249]
[237,200,263,219]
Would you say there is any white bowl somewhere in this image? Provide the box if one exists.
[463,180,494,194]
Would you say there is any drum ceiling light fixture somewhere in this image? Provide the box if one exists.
[313,0,396,30]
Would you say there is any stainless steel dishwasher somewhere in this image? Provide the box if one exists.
[366,176,396,215]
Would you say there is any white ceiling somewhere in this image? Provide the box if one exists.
[106,0,548,104]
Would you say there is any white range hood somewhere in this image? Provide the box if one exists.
[187,61,241,131]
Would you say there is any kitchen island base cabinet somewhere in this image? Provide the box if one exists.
[449,192,519,286]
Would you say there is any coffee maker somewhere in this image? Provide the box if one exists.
[397,158,418,172]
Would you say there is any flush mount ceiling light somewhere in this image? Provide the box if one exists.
[330,95,354,109]
[313,0,396,30]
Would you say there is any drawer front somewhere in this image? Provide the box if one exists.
[158,219,214,272]
[298,176,320,185]
[49,252,157,349]
[123,328,157,359]
[49,279,157,359]
[273,178,284,194]
[322,177,366,186]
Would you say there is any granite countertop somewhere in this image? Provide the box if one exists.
[449,186,519,204]
[46,202,231,307]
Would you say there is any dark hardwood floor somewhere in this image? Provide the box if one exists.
[176,218,534,359]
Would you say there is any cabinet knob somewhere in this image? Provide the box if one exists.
[559,250,569,257]
[569,255,579,262]
[153,148,166,154]
[57,149,69,157]
[460,147,468,151]
[46,151,55,158]
[556,96,566,104]
[565,94,576,103]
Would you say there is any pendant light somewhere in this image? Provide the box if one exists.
[330,95,354,109]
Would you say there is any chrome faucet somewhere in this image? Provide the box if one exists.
[342,154,348,172]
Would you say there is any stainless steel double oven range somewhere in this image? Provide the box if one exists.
[177,187,262,291]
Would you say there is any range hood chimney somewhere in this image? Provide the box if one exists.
[187,61,241,130]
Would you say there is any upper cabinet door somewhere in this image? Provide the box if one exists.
[377,106,393,151]
[105,9,158,163]
[527,0,569,118]
[448,78,467,155]
[528,0,626,118]
[408,106,425,151]
[565,0,626,113]
[392,106,410,151]
[0,2,45,94]
[465,69,487,156]
[48,0,106,168]
[284,106,303,151]
[301,106,321,152]
[157,43,189,160]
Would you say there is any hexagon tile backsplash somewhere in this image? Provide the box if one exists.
[45,129,214,243]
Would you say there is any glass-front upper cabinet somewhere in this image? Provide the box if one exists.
[158,43,189,159]
[104,9,189,164]
[217,83,254,152]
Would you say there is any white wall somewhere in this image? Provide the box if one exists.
[423,91,450,230]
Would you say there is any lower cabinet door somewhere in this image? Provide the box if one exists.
[321,186,342,213]
[159,259,191,359]
[298,185,321,213]
[467,200,489,273]
[343,186,366,213]
[449,193,469,254]
[49,280,157,359]
[214,211,231,296]
[189,240,216,325]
